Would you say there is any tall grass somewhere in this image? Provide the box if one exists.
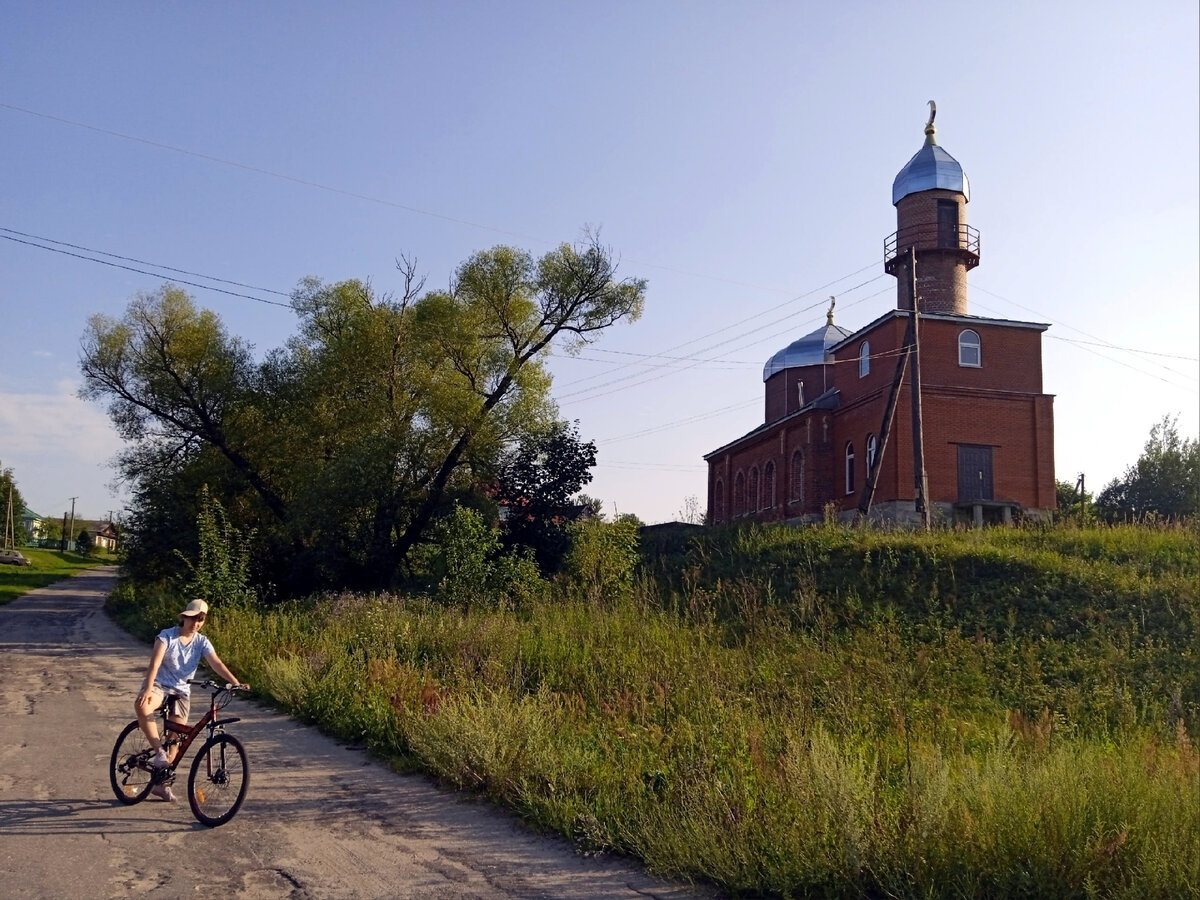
[106,522,1200,898]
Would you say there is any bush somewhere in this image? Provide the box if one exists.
[426,505,547,610]
[562,518,640,604]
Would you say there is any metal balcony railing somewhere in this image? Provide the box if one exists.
[884,222,981,273]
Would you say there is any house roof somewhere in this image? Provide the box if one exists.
[828,309,1050,354]
[704,387,840,460]
[892,109,970,204]
[762,322,853,381]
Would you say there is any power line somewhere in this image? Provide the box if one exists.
[0,227,291,297]
[558,278,889,403]
[599,397,759,444]
[1048,335,1199,364]
[0,232,292,308]
[971,291,1198,391]
[2,101,853,296]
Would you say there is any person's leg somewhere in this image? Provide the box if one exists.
[163,693,191,765]
[135,685,166,751]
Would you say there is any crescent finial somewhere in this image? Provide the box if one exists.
[826,296,836,325]
[924,100,937,144]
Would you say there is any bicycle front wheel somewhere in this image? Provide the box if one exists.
[109,720,155,804]
[187,734,249,826]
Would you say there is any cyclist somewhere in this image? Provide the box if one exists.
[134,598,247,801]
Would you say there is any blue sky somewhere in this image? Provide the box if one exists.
[2,2,1197,524]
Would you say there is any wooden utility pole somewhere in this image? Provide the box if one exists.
[857,308,915,517]
[67,497,77,554]
[4,486,14,549]
[907,247,931,529]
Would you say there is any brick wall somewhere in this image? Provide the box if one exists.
[893,188,973,315]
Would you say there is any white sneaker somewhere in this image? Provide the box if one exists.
[150,784,176,802]
[150,749,170,768]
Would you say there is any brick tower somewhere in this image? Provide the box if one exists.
[884,102,980,315]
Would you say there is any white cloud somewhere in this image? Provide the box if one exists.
[0,381,129,518]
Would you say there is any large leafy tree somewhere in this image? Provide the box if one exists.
[1096,415,1200,521]
[79,235,645,594]
[79,286,284,518]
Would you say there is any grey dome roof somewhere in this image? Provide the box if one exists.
[892,138,970,205]
[763,322,852,381]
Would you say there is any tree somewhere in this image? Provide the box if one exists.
[80,236,646,595]
[677,495,705,525]
[79,285,285,519]
[1096,416,1200,521]
[0,461,27,546]
[495,420,598,572]
[1055,477,1094,524]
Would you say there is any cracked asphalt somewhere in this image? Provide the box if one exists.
[0,568,717,899]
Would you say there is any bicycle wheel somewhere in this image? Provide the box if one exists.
[187,734,249,827]
[109,720,155,804]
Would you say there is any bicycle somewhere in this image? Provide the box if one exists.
[109,679,250,827]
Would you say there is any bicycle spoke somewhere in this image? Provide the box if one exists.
[188,734,249,826]
[109,721,156,804]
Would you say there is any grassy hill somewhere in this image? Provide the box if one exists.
[108,521,1199,898]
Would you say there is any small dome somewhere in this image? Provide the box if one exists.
[893,134,969,205]
[763,322,851,381]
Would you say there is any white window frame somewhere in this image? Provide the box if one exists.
[845,443,856,495]
[959,329,981,368]
[859,341,870,377]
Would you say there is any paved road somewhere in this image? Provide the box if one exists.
[0,568,716,899]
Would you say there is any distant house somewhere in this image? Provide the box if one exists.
[91,522,119,552]
[20,507,43,539]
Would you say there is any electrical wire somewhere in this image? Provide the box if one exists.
[3,101,861,297]
[0,227,291,297]
[0,231,292,308]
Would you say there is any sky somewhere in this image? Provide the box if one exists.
[2,2,1197,525]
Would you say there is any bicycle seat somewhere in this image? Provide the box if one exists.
[157,693,185,717]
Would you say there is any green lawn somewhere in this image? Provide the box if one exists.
[0,548,117,605]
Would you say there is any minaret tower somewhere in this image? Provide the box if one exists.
[884,102,979,315]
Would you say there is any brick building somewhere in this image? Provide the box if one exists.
[705,108,1056,526]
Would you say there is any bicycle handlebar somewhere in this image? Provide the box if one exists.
[186,679,250,692]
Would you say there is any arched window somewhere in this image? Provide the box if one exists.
[714,479,724,523]
[763,461,776,509]
[733,471,745,517]
[959,329,981,367]
[866,433,878,474]
[749,466,760,513]
[845,442,856,495]
[791,450,805,505]
[859,341,870,377]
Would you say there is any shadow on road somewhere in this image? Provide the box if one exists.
[0,797,205,836]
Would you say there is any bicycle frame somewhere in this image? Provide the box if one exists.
[158,680,242,769]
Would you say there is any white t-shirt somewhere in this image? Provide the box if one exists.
[154,626,214,694]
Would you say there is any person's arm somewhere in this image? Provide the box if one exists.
[203,649,246,688]
[136,638,167,705]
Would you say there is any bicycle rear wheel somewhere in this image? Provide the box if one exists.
[187,734,249,826]
[109,720,155,804]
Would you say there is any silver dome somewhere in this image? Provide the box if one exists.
[892,140,970,205]
[762,322,852,381]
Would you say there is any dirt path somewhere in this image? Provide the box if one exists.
[0,568,716,899]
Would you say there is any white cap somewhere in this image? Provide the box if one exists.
[180,598,209,617]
